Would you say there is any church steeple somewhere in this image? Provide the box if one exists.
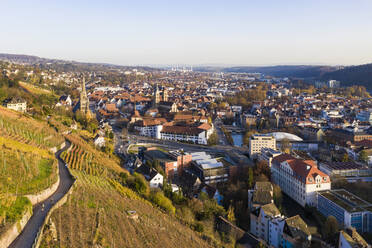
[80,77,91,118]
[82,77,87,95]
[162,84,168,102]
[154,83,160,106]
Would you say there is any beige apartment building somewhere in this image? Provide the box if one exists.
[249,134,276,158]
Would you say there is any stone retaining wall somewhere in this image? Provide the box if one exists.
[0,141,66,248]
[49,141,66,154]
[216,216,245,241]
[31,141,74,248]
[32,180,75,248]
[0,208,32,248]
[26,141,66,205]
[25,175,60,205]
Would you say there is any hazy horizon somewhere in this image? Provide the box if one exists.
[1,0,372,66]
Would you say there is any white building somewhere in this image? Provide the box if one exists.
[268,216,286,248]
[56,95,72,107]
[135,164,163,188]
[4,97,27,113]
[93,135,105,147]
[271,154,331,207]
[250,203,281,242]
[135,124,163,139]
[249,134,276,158]
[322,109,343,120]
[328,80,340,88]
[160,126,210,145]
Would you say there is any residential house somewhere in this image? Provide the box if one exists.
[144,149,179,178]
[338,228,370,248]
[56,95,72,107]
[4,97,27,113]
[135,164,163,188]
[281,215,311,248]
[250,203,281,242]
[248,181,274,211]
[94,134,105,147]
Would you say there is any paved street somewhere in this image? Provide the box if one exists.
[9,141,74,248]
[214,120,228,146]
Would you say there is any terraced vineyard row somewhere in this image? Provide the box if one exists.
[0,129,42,149]
[0,148,57,195]
[0,107,62,235]
[62,133,124,177]
[61,144,107,177]
[0,114,63,149]
[40,170,211,248]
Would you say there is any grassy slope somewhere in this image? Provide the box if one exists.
[41,133,212,248]
[19,81,53,95]
[0,106,63,234]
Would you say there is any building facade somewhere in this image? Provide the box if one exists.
[281,215,311,248]
[338,228,370,248]
[250,203,281,242]
[160,126,209,145]
[249,134,276,158]
[191,152,228,184]
[317,189,372,233]
[4,97,27,113]
[271,154,331,207]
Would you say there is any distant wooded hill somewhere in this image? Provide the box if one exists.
[196,63,372,89]
[223,65,339,78]
[321,63,372,89]
[195,65,340,78]
[0,53,156,72]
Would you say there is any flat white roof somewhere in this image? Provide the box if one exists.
[191,152,212,161]
[200,162,224,169]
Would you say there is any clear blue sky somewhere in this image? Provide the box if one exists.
[1,0,372,66]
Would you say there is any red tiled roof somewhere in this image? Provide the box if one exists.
[174,114,194,121]
[143,118,167,126]
[130,95,151,102]
[272,154,295,164]
[106,103,118,112]
[197,123,212,130]
[273,155,330,184]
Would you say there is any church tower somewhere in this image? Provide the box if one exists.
[154,84,160,106]
[80,78,91,118]
[163,86,168,102]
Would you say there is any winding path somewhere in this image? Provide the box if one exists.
[9,141,74,248]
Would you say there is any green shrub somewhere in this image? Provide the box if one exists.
[193,222,204,233]
[0,196,31,224]
[150,191,175,215]
[127,173,150,197]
